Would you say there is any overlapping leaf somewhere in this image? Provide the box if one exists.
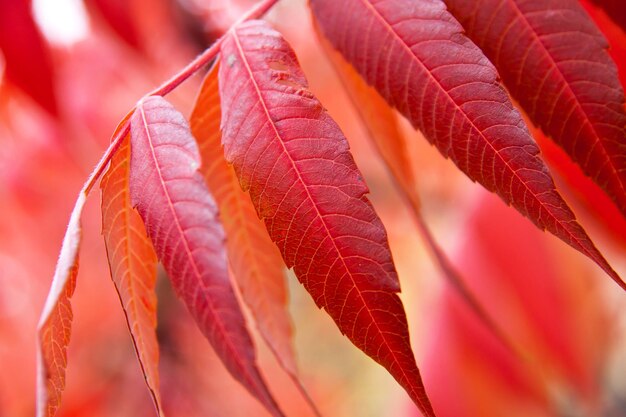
[443,0,626,219]
[190,62,298,378]
[218,20,435,416]
[36,118,131,417]
[37,194,83,417]
[100,134,161,415]
[314,25,420,214]
[128,96,283,417]
[318,28,515,354]
[310,0,624,289]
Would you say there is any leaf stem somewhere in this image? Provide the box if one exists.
[84,0,281,194]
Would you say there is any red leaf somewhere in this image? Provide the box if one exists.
[191,61,320,411]
[128,96,283,417]
[316,27,515,354]
[310,0,624,290]
[219,20,435,416]
[0,0,57,115]
[37,196,82,417]
[442,0,626,220]
[101,134,162,415]
[314,25,420,214]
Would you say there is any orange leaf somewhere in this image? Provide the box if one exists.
[101,134,161,415]
[191,60,296,374]
[37,116,131,417]
[36,193,82,417]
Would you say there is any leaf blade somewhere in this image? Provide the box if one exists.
[315,25,421,214]
[219,20,435,416]
[310,0,624,290]
[100,134,162,415]
[443,0,626,220]
[128,96,283,417]
[37,194,82,417]
[317,24,518,358]
[191,60,298,372]
[191,60,323,416]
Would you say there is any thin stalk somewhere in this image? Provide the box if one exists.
[85,0,281,193]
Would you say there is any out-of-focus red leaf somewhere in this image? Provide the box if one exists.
[219,20,435,416]
[531,123,626,248]
[36,193,84,417]
[0,0,57,115]
[101,132,162,415]
[421,286,553,417]
[443,0,626,219]
[310,0,624,290]
[128,96,283,417]
[84,0,141,49]
[190,61,300,379]
[588,0,626,32]
[422,190,613,416]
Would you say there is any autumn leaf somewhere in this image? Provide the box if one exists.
[313,23,420,215]
[36,109,132,417]
[190,61,307,388]
[36,196,82,417]
[36,129,125,417]
[443,0,626,220]
[310,0,624,290]
[128,96,284,417]
[218,20,435,416]
[316,24,517,357]
[100,133,161,415]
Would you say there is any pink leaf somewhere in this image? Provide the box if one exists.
[128,96,283,417]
